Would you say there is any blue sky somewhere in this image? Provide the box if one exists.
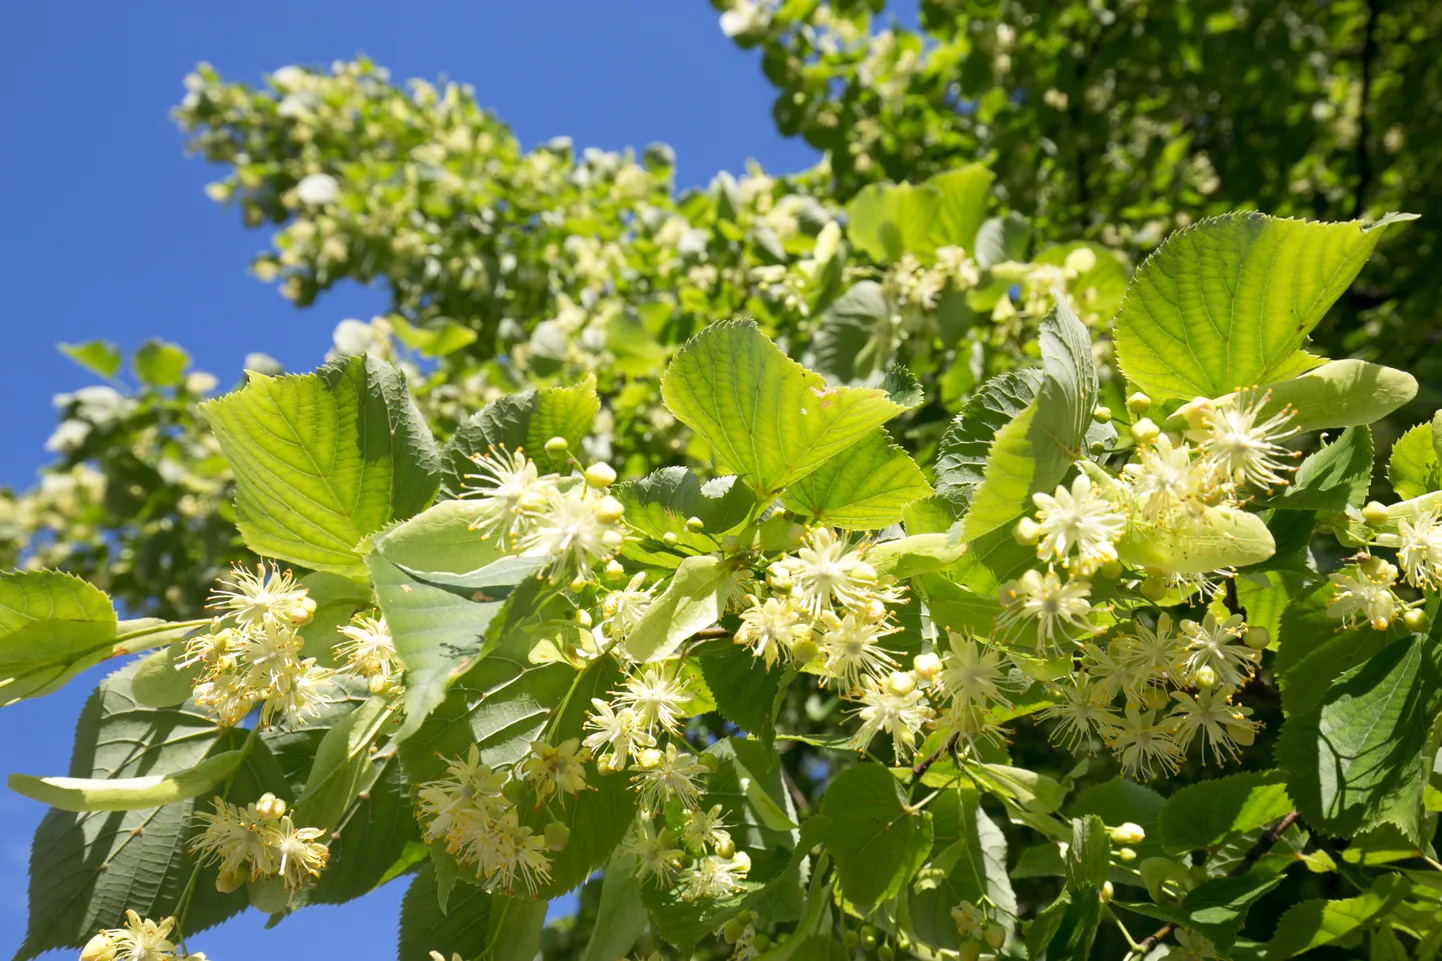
[0,2,819,956]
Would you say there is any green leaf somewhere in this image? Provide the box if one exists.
[1066,815,1110,888]
[962,298,1098,540]
[1265,874,1409,959]
[305,755,424,905]
[1114,212,1414,401]
[973,212,1032,268]
[621,555,735,663]
[1273,579,1405,716]
[616,467,755,568]
[1256,360,1417,433]
[0,570,118,706]
[1029,888,1102,961]
[58,340,122,379]
[368,500,547,739]
[1388,419,1442,500]
[845,165,994,263]
[131,644,202,708]
[696,638,784,735]
[819,764,933,906]
[1157,771,1293,852]
[867,533,968,579]
[437,376,599,497]
[15,663,288,961]
[8,749,244,812]
[133,338,191,386]
[1277,636,1442,843]
[660,319,907,497]
[203,354,441,577]
[580,856,648,961]
[812,281,889,382]
[1116,504,1275,573]
[1262,426,1373,512]
[485,896,548,961]
[398,864,492,961]
[390,315,479,357]
[292,696,392,831]
[1067,778,1166,863]
[1176,871,1287,948]
[908,788,1017,951]
[782,428,932,529]
[935,369,1039,509]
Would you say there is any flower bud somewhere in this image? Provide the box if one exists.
[215,867,247,894]
[958,942,981,961]
[1126,392,1151,416]
[886,671,916,696]
[912,652,942,682]
[595,495,625,524]
[638,748,663,770]
[1014,516,1040,546]
[1243,626,1270,650]
[1131,417,1161,445]
[878,945,895,961]
[256,793,286,820]
[790,637,820,664]
[289,595,318,626]
[722,920,744,944]
[851,561,878,584]
[601,529,625,551]
[544,821,571,851]
[584,463,617,489]
[368,674,394,695]
[1362,501,1390,527]
[502,779,527,803]
[715,835,736,858]
[1403,608,1430,634]
[1099,559,1123,580]
[544,436,568,454]
[574,609,593,627]
[984,923,1006,949]
[1092,405,1112,424]
[1371,614,1393,631]
[662,532,679,547]
[842,931,860,948]
[1100,880,1114,903]
[753,934,772,951]
[686,516,705,533]
[1118,846,1137,863]
[569,576,588,593]
[603,559,626,583]
[1141,576,1169,602]
[860,927,877,950]
[1110,822,1146,845]
[1193,663,1218,689]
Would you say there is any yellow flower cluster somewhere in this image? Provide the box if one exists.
[190,792,329,893]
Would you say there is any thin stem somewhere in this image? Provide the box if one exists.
[910,730,960,783]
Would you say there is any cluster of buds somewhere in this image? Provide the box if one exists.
[180,564,332,727]
[190,792,329,893]
[462,445,625,582]
[415,740,586,895]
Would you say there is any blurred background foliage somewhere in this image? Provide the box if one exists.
[3,0,1436,629]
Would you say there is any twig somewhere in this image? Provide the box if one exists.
[693,626,731,640]
[910,730,960,783]
[1126,810,1301,958]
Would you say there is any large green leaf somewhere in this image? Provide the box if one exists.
[1277,636,1442,843]
[1387,416,1442,500]
[616,467,755,569]
[398,863,493,961]
[1157,771,1293,853]
[845,165,994,264]
[305,754,424,906]
[695,638,784,735]
[819,764,933,907]
[437,376,599,497]
[782,428,932,529]
[203,354,441,577]
[580,856,648,961]
[0,570,117,706]
[908,788,1016,951]
[15,664,289,961]
[962,299,1099,540]
[1265,874,1410,959]
[622,555,736,663]
[291,695,393,831]
[660,319,908,497]
[1273,579,1406,717]
[934,369,1039,509]
[811,281,889,382]
[1114,212,1414,401]
[368,499,548,739]
[1260,426,1373,512]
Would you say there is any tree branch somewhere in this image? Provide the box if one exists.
[910,730,960,783]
